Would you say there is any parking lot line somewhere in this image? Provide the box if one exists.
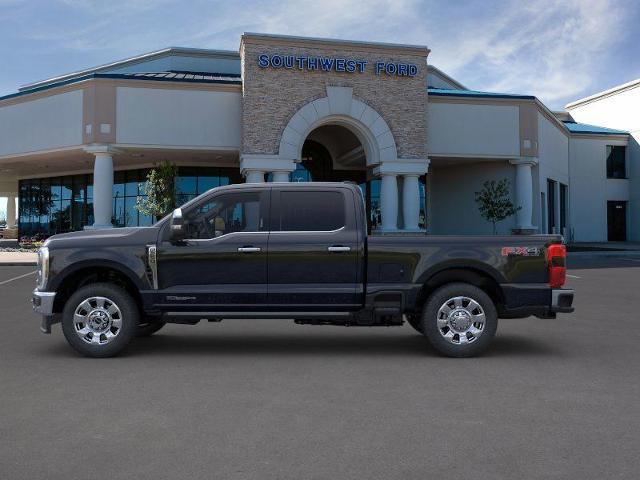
[0,271,36,286]
[566,274,581,278]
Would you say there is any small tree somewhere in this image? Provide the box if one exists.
[136,160,178,220]
[474,179,520,234]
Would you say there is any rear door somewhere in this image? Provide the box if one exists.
[267,186,361,310]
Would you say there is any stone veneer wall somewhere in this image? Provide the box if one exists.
[241,37,428,160]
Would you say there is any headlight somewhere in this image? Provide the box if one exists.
[37,247,49,290]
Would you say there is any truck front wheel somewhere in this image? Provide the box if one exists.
[421,283,498,357]
[61,283,139,358]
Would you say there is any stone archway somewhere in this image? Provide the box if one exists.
[240,85,429,232]
[278,86,398,166]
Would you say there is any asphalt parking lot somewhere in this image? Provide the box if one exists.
[1,255,639,480]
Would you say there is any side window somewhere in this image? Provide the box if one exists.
[606,145,626,179]
[184,192,265,239]
[280,191,345,231]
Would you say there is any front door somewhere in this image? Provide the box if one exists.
[156,188,270,310]
[267,187,361,310]
[607,201,627,241]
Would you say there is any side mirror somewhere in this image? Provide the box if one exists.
[169,208,185,243]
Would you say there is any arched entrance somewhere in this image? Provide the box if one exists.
[287,124,426,232]
[242,86,429,232]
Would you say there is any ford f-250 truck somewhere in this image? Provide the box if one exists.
[32,182,574,358]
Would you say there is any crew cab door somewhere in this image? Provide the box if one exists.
[155,188,270,310]
[267,186,361,310]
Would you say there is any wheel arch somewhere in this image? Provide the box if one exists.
[414,263,505,313]
[51,261,144,314]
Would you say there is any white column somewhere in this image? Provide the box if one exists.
[244,170,265,183]
[402,174,421,231]
[271,171,290,182]
[85,145,116,229]
[510,158,537,232]
[380,173,398,231]
[6,196,16,229]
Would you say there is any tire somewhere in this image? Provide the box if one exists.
[61,283,139,358]
[421,282,498,358]
[406,314,424,334]
[136,319,166,337]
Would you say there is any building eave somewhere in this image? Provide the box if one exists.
[1,72,242,105]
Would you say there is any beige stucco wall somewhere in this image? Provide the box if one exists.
[240,36,428,160]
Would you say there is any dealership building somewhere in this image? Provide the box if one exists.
[0,33,637,241]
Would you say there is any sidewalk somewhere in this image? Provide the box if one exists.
[0,251,38,266]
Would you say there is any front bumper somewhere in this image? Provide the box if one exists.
[32,290,59,333]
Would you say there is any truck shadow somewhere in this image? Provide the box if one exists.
[116,331,559,358]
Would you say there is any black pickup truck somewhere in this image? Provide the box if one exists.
[32,182,574,358]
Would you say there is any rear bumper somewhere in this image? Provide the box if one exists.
[500,284,574,318]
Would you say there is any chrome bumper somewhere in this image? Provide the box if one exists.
[32,290,56,315]
[551,289,574,313]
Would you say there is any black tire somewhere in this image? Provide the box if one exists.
[136,319,166,337]
[422,282,498,358]
[406,314,424,333]
[61,283,139,358]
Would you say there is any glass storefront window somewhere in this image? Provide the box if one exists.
[19,166,241,239]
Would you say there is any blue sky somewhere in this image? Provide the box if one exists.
[1,0,639,109]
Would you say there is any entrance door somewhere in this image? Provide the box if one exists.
[156,188,270,310]
[607,201,627,241]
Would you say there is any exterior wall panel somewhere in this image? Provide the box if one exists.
[115,87,242,148]
[0,90,83,156]
[427,102,520,157]
[569,137,629,242]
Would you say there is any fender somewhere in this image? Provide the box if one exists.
[49,257,148,292]
[416,258,506,286]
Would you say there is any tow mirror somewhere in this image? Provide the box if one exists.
[169,208,185,243]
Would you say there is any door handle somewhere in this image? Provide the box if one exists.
[328,246,351,252]
[238,247,261,253]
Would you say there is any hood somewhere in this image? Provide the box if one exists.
[44,226,161,249]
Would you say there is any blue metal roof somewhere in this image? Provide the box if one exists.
[0,71,242,102]
[428,87,535,100]
[562,121,628,135]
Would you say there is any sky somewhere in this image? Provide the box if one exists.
[1,0,639,107]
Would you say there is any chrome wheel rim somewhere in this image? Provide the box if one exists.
[437,296,485,345]
[73,296,122,345]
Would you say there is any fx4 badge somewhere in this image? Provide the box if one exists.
[501,246,542,257]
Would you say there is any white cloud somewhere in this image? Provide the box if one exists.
[426,0,631,107]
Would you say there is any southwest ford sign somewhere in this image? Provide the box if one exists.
[257,54,418,77]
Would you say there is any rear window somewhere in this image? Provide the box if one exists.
[280,191,345,231]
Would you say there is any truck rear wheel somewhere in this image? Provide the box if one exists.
[421,282,497,357]
[61,283,138,358]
